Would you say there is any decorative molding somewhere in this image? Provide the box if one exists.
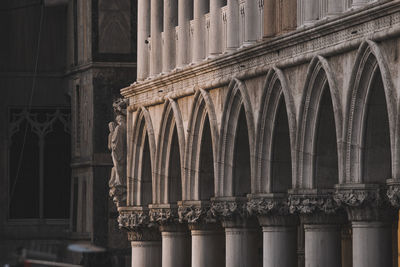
[288,194,339,214]
[387,184,400,207]
[247,197,290,216]
[334,188,384,207]
[178,205,214,224]
[209,200,249,220]
[149,207,179,225]
[110,185,127,208]
[118,209,150,229]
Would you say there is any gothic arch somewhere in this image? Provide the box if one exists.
[184,89,219,200]
[128,106,157,206]
[344,40,397,184]
[155,98,186,203]
[217,78,256,197]
[297,56,343,189]
[254,67,296,193]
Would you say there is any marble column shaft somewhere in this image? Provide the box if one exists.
[352,221,392,267]
[191,229,225,267]
[225,228,259,267]
[150,0,163,76]
[244,0,260,43]
[193,0,208,62]
[131,240,162,267]
[161,230,191,267]
[162,0,178,72]
[137,0,150,80]
[227,0,239,51]
[177,0,193,67]
[262,225,297,267]
[304,224,341,267]
[209,0,225,56]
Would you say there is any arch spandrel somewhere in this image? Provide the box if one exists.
[296,56,343,189]
[344,40,397,184]
[155,98,186,204]
[217,78,256,197]
[184,89,219,200]
[254,67,297,194]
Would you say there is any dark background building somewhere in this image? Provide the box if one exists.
[0,0,137,265]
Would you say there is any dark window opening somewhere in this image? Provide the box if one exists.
[168,126,182,202]
[233,106,251,196]
[199,115,214,200]
[271,97,292,192]
[141,133,152,205]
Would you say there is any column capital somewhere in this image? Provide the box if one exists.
[149,204,179,225]
[386,179,400,207]
[210,197,257,228]
[118,206,151,229]
[334,184,395,222]
[178,200,216,224]
[288,190,340,215]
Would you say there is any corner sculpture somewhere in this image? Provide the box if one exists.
[108,98,128,207]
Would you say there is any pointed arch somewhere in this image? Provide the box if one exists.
[254,67,296,193]
[128,106,157,206]
[217,78,256,197]
[297,56,343,189]
[184,89,219,200]
[155,98,186,203]
[344,40,397,184]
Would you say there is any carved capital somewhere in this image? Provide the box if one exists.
[118,209,150,230]
[110,185,127,208]
[288,194,339,215]
[335,187,394,222]
[209,200,248,220]
[178,205,215,224]
[387,184,400,207]
[149,207,179,225]
[247,197,290,216]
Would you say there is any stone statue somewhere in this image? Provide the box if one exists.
[108,99,128,207]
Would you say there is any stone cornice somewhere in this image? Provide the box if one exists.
[122,0,400,106]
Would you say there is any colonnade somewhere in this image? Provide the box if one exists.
[137,0,265,80]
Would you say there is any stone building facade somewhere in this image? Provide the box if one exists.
[120,1,400,267]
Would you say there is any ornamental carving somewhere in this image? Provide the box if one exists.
[288,194,339,215]
[149,208,179,225]
[387,185,400,207]
[334,189,383,207]
[118,210,150,229]
[209,201,248,220]
[178,205,216,224]
[247,198,290,216]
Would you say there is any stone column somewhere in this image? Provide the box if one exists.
[303,218,341,267]
[244,0,260,44]
[160,225,191,267]
[226,0,239,51]
[209,0,225,57]
[263,0,276,38]
[191,225,225,267]
[248,196,298,267]
[193,0,208,62]
[289,194,342,267]
[302,0,319,25]
[336,187,396,267]
[150,0,163,76]
[129,230,162,267]
[211,199,260,267]
[137,0,150,80]
[162,0,178,73]
[177,0,193,67]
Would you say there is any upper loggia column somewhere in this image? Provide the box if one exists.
[162,0,178,72]
[130,231,162,267]
[177,0,193,67]
[160,225,191,267]
[263,0,276,38]
[193,0,208,62]
[302,0,319,25]
[243,0,260,44]
[150,0,163,76]
[137,0,150,80]
[226,0,239,51]
[191,225,225,267]
[209,0,225,57]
